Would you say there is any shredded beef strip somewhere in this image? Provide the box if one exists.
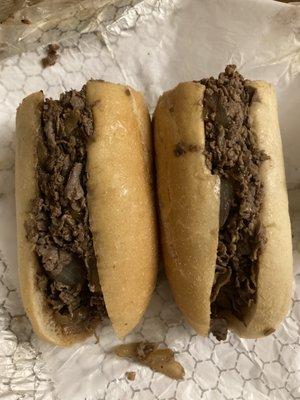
[200,65,269,340]
[25,88,106,327]
[115,342,185,380]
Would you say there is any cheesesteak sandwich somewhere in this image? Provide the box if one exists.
[15,81,157,346]
[154,66,293,340]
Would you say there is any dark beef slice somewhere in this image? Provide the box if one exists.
[219,179,234,228]
[65,163,84,201]
[26,88,106,325]
[200,65,268,340]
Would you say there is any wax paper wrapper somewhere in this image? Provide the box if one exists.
[0,0,300,399]
[0,0,143,60]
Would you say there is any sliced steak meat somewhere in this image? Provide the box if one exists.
[200,65,268,340]
[26,87,106,326]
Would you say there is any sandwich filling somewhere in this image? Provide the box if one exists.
[26,88,106,331]
[200,66,268,340]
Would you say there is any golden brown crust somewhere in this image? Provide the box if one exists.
[86,81,158,338]
[154,82,219,335]
[228,81,293,338]
[15,92,96,346]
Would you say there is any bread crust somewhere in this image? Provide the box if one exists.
[15,92,96,346]
[86,81,157,338]
[154,81,293,338]
[154,82,219,335]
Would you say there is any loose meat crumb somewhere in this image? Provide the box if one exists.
[200,65,269,340]
[174,142,187,157]
[125,371,136,381]
[174,141,201,157]
[21,18,31,24]
[41,43,60,68]
[263,328,275,336]
[115,342,185,380]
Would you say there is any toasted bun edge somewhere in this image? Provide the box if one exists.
[86,81,158,338]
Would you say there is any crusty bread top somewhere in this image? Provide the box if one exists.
[228,81,293,338]
[154,82,219,335]
[86,81,157,338]
[15,92,98,346]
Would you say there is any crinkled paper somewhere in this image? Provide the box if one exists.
[0,0,300,399]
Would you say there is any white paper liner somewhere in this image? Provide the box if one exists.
[0,0,142,60]
[0,0,299,399]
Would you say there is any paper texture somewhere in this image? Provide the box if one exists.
[0,0,142,60]
[0,0,299,399]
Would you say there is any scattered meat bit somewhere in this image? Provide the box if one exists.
[115,342,142,358]
[125,88,131,96]
[188,144,201,152]
[125,371,136,381]
[49,43,60,53]
[41,43,60,68]
[136,342,158,359]
[115,342,185,380]
[174,142,187,157]
[21,18,31,24]
[91,99,101,108]
[210,318,228,341]
[174,142,200,157]
[263,328,275,336]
